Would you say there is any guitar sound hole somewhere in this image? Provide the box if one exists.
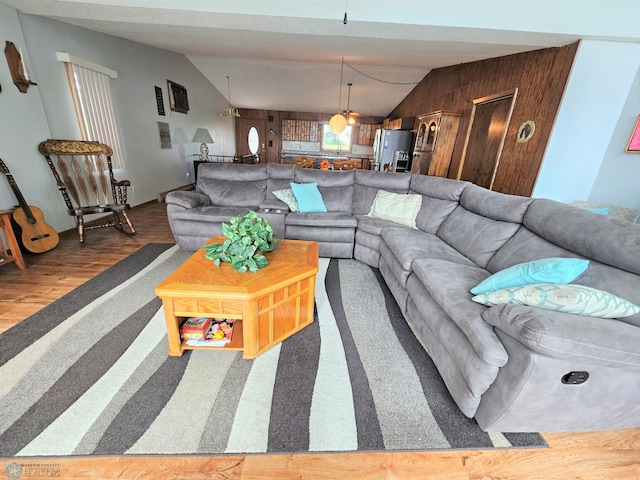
[30,234,50,241]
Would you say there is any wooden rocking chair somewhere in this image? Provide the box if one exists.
[38,139,136,244]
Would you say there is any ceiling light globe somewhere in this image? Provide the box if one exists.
[329,113,347,133]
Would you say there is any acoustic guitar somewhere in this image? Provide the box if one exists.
[0,159,59,253]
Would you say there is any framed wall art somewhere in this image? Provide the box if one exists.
[167,79,189,114]
[625,115,640,153]
[158,121,172,149]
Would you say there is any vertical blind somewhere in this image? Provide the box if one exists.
[65,62,126,169]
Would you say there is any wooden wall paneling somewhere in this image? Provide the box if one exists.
[387,43,579,197]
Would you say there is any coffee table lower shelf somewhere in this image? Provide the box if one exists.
[180,320,244,353]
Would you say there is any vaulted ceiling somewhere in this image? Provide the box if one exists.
[4,0,638,117]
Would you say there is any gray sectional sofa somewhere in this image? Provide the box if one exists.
[165,162,640,433]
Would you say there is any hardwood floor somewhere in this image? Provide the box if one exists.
[1,200,639,479]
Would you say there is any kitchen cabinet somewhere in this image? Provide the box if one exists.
[411,111,461,177]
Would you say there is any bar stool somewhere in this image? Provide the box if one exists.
[0,209,26,269]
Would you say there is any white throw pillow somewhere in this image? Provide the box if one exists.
[272,188,299,212]
[472,284,640,319]
[367,190,422,229]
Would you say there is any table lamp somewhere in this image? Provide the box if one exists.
[193,128,214,160]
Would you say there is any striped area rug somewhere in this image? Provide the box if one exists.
[0,244,546,457]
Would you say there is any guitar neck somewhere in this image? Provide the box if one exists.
[0,161,35,222]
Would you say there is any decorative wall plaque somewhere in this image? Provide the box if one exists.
[155,86,165,116]
[517,120,535,143]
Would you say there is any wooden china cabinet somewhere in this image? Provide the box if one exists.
[411,111,461,177]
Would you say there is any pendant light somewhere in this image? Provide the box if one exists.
[220,75,240,118]
[343,83,356,125]
[329,58,347,133]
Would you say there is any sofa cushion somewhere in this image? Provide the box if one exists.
[266,163,296,202]
[437,207,523,268]
[267,162,296,179]
[381,227,476,272]
[290,182,327,213]
[367,190,422,228]
[199,178,266,207]
[524,198,640,276]
[405,278,500,400]
[285,211,357,228]
[293,169,355,213]
[351,170,411,215]
[459,183,532,223]
[472,284,640,319]
[483,303,640,370]
[379,228,477,291]
[411,258,508,366]
[470,257,590,294]
[355,214,404,236]
[410,175,467,234]
[197,164,268,208]
[435,184,532,269]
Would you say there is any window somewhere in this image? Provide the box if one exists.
[321,124,352,153]
[58,53,126,169]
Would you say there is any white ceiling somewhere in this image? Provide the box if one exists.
[4,0,639,117]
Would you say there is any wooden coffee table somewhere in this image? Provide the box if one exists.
[155,237,319,359]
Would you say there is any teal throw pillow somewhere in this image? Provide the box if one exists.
[472,284,640,319]
[290,182,327,213]
[470,257,589,295]
[587,207,610,215]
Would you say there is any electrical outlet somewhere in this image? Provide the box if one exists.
[186,172,191,179]
[131,185,136,194]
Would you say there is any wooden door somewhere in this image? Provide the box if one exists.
[457,90,517,189]
[237,118,267,162]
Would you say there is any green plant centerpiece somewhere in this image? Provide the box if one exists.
[203,211,281,273]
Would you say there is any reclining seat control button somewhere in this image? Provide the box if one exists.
[561,371,589,385]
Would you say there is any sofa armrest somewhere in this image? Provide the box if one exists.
[483,303,640,371]
[165,190,211,210]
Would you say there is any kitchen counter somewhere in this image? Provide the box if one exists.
[280,151,372,159]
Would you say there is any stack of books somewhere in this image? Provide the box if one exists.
[179,317,212,340]
[181,318,235,347]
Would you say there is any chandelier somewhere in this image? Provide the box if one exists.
[220,75,240,118]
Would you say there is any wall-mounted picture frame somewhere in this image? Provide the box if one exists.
[625,115,640,153]
[167,79,189,114]
[158,121,171,149]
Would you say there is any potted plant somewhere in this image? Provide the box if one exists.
[202,211,281,273]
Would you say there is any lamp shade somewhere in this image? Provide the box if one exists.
[192,128,213,143]
[329,113,347,134]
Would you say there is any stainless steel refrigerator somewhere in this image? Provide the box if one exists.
[372,129,413,172]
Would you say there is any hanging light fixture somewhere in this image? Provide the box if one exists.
[220,75,240,118]
[329,58,347,134]
[343,82,357,125]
